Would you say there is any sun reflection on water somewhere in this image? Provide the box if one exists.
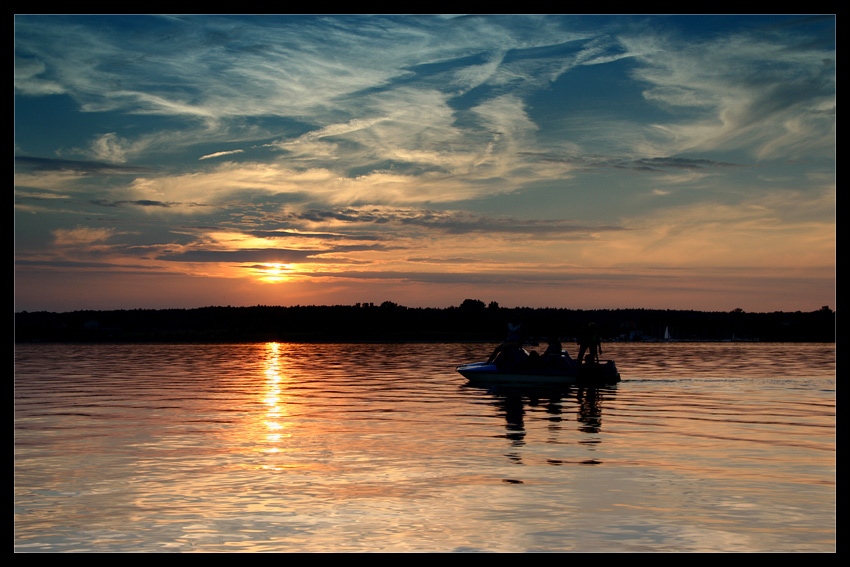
[261,342,290,457]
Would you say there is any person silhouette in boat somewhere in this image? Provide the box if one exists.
[577,322,602,365]
[543,335,562,357]
[487,323,527,368]
[540,334,566,368]
[527,333,560,368]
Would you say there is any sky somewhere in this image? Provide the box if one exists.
[14,15,835,313]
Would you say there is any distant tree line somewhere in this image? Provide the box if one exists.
[14,301,835,343]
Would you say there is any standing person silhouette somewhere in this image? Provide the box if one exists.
[577,322,602,365]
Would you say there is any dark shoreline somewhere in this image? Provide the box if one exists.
[14,303,835,344]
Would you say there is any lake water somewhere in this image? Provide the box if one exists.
[14,341,835,553]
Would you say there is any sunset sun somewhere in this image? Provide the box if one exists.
[255,263,292,283]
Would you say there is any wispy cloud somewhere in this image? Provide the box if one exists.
[53,226,116,246]
[199,149,244,160]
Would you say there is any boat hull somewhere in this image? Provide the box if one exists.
[456,360,620,386]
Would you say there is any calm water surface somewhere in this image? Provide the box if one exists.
[14,342,835,552]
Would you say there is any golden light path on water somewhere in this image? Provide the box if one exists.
[262,342,287,459]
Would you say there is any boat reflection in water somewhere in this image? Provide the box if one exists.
[576,387,603,435]
[463,382,616,468]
